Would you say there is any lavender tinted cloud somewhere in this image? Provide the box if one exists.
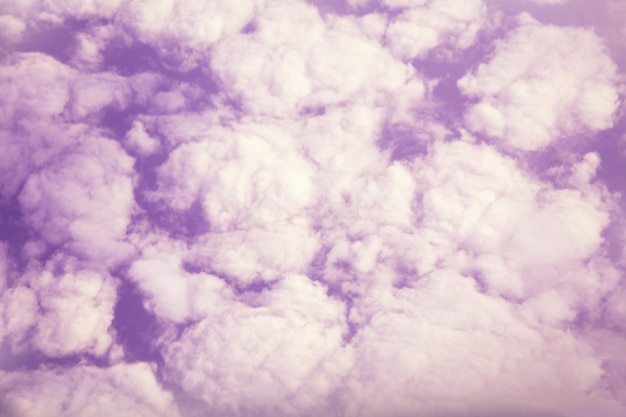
[0,0,625,416]
[458,13,620,150]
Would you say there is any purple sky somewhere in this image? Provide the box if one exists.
[1,0,626,416]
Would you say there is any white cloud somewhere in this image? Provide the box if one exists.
[191,223,319,285]
[343,0,487,61]
[0,285,38,353]
[1,256,119,358]
[341,268,625,417]
[159,274,351,416]
[128,236,233,323]
[210,3,414,116]
[0,53,138,204]
[118,0,258,70]
[0,14,26,45]
[411,140,617,301]
[42,0,123,20]
[123,120,161,157]
[0,53,71,126]
[299,105,402,220]
[29,266,118,357]
[150,121,314,232]
[0,363,180,417]
[458,13,620,150]
[385,0,486,61]
[0,53,75,199]
[348,0,429,9]
[18,135,136,263]
[69,72,132,119]
[0,242,8,293]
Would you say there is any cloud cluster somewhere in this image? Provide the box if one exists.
[384,0,486,61]
[0,0,625,416]
[1,255,118,359]
[342,269,624,417]
[159,274,350,416]
[0,362,180,417]
[458,13,621,150]
[210,1,418,117]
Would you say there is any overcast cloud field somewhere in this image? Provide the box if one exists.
[0,0,626,416]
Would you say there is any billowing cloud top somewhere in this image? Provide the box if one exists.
[0,0,625,417]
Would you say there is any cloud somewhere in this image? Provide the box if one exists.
[0,53,74,199]
[158,274,351,417]
[127,236,233,323]
[0,53,137,203]
[0,1,625,416]
[340,269,625,417]
[0,15,26,45]
[29,265,118,357]
[411,140,618,301]
[384,0,487,61]
[0,53,71,126]
[0,285,38,354]
[458,13,621,150]
[118,0,258,70]
[0,362,180,417]
[148,121,315,233]
[69,71,132,119]
[1,255,118,358]
[123,120,161,157]
[17,135,136,264]
[522,0,570,4]
[0,243,8,293]
[344,0,487,61]
[210,2,415,116]
[190,224,319,285]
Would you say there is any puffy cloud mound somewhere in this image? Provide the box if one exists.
[384,0,487,61]
[18,136,136,263]
[210,1,417,116]
[341,269,624,417]
[0,363,180,417]
[149,122,314,232]
[458,13,621,150]
[159,274,350,417]
[118,0,258,69]
[1,257,118,358]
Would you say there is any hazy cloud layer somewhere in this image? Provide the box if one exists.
[0,0,625,416]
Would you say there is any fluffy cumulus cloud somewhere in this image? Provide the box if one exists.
[1,0,626,417]
[458,13,621,150]
[342,269,624,417]
[159,274,351,416]
[210,1,418,117]
[1,256,118,359]
[0,363,180,417]
[118,0,258,69]
[149,121,315,232]
[384,0,486,61]
[17,136,136,263]
[343,0,486,61]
